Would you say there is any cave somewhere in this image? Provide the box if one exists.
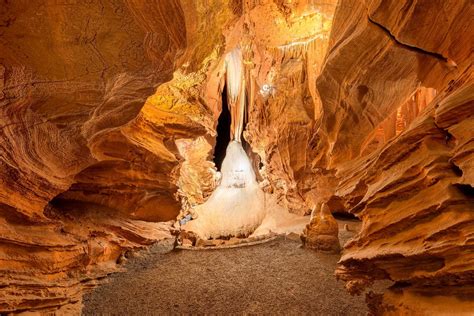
[1,1,473,315]
[213,84,232,171]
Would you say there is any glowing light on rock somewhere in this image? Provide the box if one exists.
[277,34,326,50]
[225,48,243,105]
[224,48,245,142]
[259,83,275,97]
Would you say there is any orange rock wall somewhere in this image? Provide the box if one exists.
[316,0,473,314]
[0,1,236,312]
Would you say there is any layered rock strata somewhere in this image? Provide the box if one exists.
[0,1,236,312]
[314,0,473,314]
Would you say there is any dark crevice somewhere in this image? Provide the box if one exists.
[451,163,463,177]
[367,15,449,63]
[332,211,359,221]
[433,120,457,148]
[454,184,474,198]
[213,84,231,171]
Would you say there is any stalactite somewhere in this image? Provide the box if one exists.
[225,48,246,142]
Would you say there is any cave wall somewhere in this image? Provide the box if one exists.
[0,1,236,312]
[0,0,186,219]
[315,0,473,314]
[227,0,338,214]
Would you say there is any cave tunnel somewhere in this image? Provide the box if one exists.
[1,0,472,315]
[213,84,232,171]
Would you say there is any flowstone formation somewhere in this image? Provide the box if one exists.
[179,44,264,239]
[180,44,302,240]
[182,141,267,239]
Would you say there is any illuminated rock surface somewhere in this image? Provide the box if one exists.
[182,141,267,239]
[319,1,474,314]
[0,0,472,314]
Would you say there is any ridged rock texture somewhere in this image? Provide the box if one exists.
[317,0,474,314]
[0,0,236,313]
[0,0,473,314]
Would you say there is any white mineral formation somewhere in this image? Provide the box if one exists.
[182,141,266,238]
[225,48,245,142]
[182,46,306,239]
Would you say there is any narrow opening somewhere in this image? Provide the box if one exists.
[213,84,231,171]
[332,211,359,221]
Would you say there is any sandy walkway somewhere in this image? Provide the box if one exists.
[83,228,367,315]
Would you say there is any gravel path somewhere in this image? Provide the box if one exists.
[83,231,367,315]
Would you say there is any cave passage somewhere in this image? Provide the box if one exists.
[213,84,232,171]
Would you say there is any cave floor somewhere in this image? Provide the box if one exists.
[82,222,367,315]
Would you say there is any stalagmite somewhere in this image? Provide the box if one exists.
[225,48,246,142]
[182,46,265,238]
[301,203,340,253]
[181,141,266,238]
[181,45,305,239]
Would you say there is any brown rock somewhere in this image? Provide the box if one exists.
[285,232,301,242]
[182,238,193,247]
[196,238,218,248]
[301,204,340,253]
[318,1,474,314]
[227,237,242,246]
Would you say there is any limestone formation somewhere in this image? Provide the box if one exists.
[301,204,340,253]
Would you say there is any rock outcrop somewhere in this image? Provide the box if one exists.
[315,0,473,314]
[301,204,340,253]
[0,1,236,313]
